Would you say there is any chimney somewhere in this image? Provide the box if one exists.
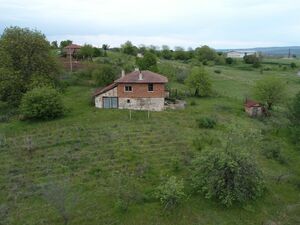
[121,69,125,77]
[138,71,143,80]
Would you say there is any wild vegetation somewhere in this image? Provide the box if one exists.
[0,27,300,224]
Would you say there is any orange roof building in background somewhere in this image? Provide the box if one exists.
[64,44,81,55]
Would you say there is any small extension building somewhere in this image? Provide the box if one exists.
[93,70,168,111]
[244,99,265,117]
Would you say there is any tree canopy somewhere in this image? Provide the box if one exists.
[121,41,137,56]
[136,52,158,71]
[0,26,61,105]
[161,45,173,60]
[192,147,265,207]
[79,44,95,60]
[185,67,212,97]
[195,45,218,62]
[289,91,300,125]
[92,65,117,87]
[254,76,286,110]
[20,87,65,120]
[60,40,72,48]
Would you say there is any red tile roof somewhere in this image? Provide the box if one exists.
[115,70,168,83]
[93,83,117,97]
[93,70,168,97]
[64,44,82,49]
[245,99,261,108]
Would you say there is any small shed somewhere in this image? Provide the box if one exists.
[244,99,266,117]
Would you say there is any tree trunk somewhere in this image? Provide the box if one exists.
[267,102,272,110]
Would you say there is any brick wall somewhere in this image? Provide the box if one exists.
[117,83,165,98]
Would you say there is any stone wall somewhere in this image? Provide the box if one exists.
[119,97,165,111]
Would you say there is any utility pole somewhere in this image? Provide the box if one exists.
[288,48,291,58]
[69,50,73,72]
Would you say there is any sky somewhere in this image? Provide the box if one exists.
[0,0,300,49]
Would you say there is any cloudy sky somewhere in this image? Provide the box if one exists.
[0,0,299,49]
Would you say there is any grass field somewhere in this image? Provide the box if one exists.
[1,59,300,225]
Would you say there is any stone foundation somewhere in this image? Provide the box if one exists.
[119,98,165,111]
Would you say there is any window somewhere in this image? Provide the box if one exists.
[148,83,154,92]
[125,85,132,92]
[127,99,131,103]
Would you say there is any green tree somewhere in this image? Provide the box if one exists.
[138,44,147,54]
[226,57,234,64]
[254,76,286,110]
[155,176,186,210]
[244,54,261,68]
[195,45,218,62]
[192,147,265,207]
[51,41,58,49]
[289,91,300,125]
[0,68,23,105]
[20,87,65,120]
[185,67,212,97]
[93,47,102,57]
[102,44,109,56]
[161,45,173,60]
[291,62,297,69]
[60,40,72,48]
[289,91,300,149]
[174,46,188,60]
[0,26,60,105]
[92,65,116,87]
[79,44,94,61]
[121,41,137,56]
[136,52,158,71]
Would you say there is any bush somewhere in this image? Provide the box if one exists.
[261,141,286,164]
[291,62,297,69]
[92,65,116,87]
[20,87,65,120]
[155,176,185,210]
[226,57,234,64]
[197,117,217,129]
[136,52,158,71]
[214,69,221,74]
[191,148,265,207]
[185,67,212,97]
[190,100,196,106]
[193,133,218,151]
[254,76,286,110]
[244,55,261,65]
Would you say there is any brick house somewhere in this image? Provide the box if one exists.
[64,44,81,55]
[93,70,168,111]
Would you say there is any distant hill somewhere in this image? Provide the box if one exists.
[219,46,300,57]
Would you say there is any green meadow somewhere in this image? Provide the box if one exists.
[1,55,300,225]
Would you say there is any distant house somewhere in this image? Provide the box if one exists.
[93,70,168,111]
[64,44,81,55]
[227,50,257,58]
[137,53,144,58]
[244,99,266,117]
